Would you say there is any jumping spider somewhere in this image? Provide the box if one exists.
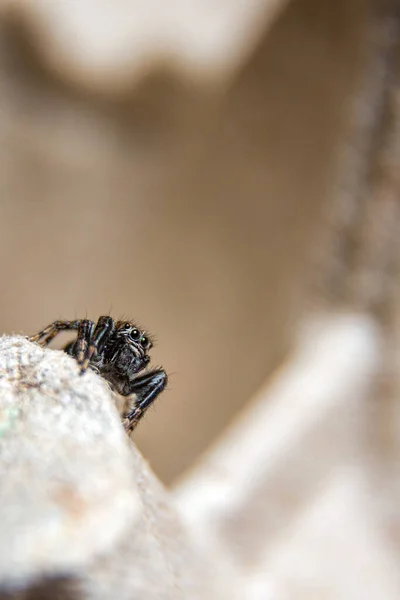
[29,316,168,432]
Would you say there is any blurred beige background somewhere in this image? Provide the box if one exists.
[0,0,370,483]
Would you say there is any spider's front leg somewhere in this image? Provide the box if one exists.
[80,315,115,373]
[122,369,168,432]
[63,319,95,364]
[29,320,81,346]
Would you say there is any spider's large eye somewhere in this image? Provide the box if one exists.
[140,335,149,348]
[130,328,140,341]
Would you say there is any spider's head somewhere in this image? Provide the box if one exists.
[116,321,152,352]
[98,320,155,394]
[109,321,153,375]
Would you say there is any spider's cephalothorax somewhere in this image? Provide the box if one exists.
[29,316,168,432]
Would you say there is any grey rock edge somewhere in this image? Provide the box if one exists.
[0,336,226,600]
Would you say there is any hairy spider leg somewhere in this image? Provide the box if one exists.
[73,320,95,364]
[29,320,81,345]
[80,315,115,372]
[123,369,168,431]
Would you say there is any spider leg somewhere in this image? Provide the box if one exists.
[63,340,76,356]
[122,369,168,432]
[80,315,115,373]
[62,320,95,364]
[29,320,81,346]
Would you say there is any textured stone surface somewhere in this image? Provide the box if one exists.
[0,335,139,586]
[0,336,225,599]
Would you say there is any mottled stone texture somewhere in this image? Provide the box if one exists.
[0,336,226,599]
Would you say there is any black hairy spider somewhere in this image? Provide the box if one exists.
[29,316,168,432]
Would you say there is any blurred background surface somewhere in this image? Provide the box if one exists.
[0,0,376,484]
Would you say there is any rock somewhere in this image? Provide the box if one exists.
[0,336,225,599]
[0,335,138,588]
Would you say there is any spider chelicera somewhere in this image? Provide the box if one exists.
[29,316,168,432]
